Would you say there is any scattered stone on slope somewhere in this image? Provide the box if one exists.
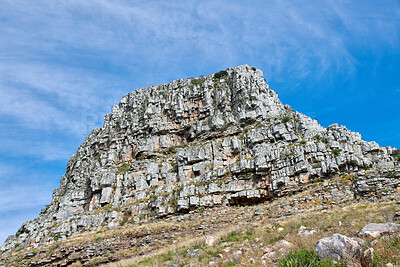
[358,223,399,239]
[316,233,362,262]
[298,225,317,236]
[205,236,221,247]
[272,240,294,250]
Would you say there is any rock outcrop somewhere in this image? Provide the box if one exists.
[316,233,362,262]
[1,65,400,255]
[358,223,400,239]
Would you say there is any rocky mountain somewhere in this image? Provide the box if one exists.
[1,65,399,263]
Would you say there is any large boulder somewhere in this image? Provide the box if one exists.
[358,223,399,239]
[316,233,362,262]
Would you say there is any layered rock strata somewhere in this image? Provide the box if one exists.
[1,65,399,254]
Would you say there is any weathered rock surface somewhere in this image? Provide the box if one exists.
[298,226,316,236]
[316,233,362,262]
[358,223,399,239]
[205,236,221,247]
[1,65,399,256]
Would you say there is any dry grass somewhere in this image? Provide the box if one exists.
[98,199,399,267]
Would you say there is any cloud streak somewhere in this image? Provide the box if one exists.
[0,184,53,214]
[0,61,125,136]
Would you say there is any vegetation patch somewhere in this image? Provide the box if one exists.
[191,78,205,85]
[171,161,178,172]
[53,232,62,241]
[298,140,307,145]
[312,162,322,169]
[282,116,292,123]
[117,163,131,174]
[332,148,341,157]
[392,149,400,161]
[279,249,347,267]
[120,217,129,226]
[314,134,328,143]
[214,70,228,79]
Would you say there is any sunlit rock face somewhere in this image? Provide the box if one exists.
[1,65,399,253]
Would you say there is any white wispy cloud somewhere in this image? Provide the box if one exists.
[0,163,14,178]
[0,184,53,214]
[0,136,74,162]
[0,61,125,136]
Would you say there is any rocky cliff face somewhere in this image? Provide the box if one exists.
[1,65,399,254]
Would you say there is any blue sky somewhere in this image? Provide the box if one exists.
[0,0,399,243]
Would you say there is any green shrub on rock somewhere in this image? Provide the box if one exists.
[214,70,228,79]
[332,148,341,157]
[282,116,292,123]
[191,78,205,85]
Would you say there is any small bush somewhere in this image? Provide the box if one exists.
[282,116,292,123]
[159,90,168,99]
[222,231,239,242]
[162,250,173,261]
[279,249,347,267]
[165,144,186,155]
[191,78,205,85]
[241,230,254,240]
[171,161,178,172]
[89,258,102,265]
[256,122,265,128]
[392,149,400,155]
[197,206,205,212]
[332,148,341,157]
[53,232,62,241]
[103,204,113,211]
[117,163,130,174]
[119,216,129,226]
[392,149,400,161]
[214,70,228,79]
[124,208,132,216]
[269,235,285,244]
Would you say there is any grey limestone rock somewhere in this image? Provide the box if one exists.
[316,233,362,262]
[1,65,399,254]
[358,223,399,239]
